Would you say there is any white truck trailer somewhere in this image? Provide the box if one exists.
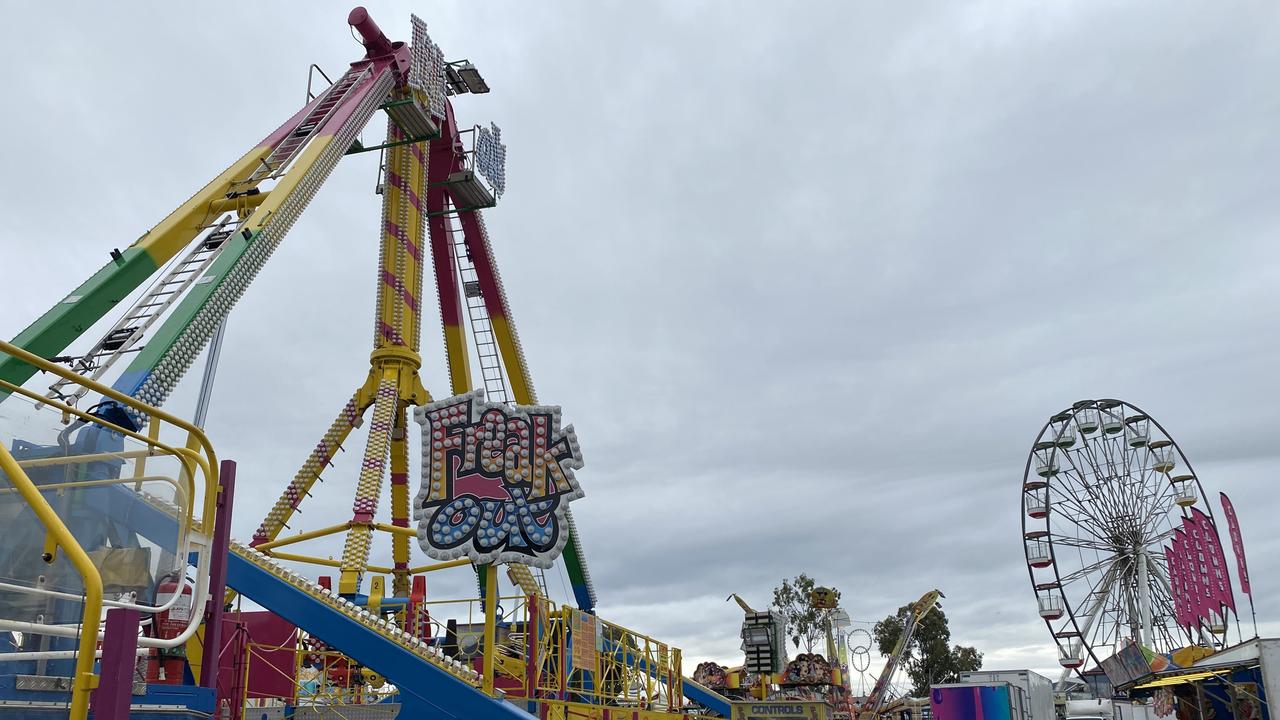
[1063,698,1112,720]
[959,670,1056,720]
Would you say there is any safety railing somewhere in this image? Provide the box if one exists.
[0,338,220,720]
[399,590,686,713]
[411,591,530,685]
[523,596,684,713]
[294,647,399,707]
[226,542,484,686]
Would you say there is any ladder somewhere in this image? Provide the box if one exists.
[244,66,370,184]
[447,211,555,596]
[46,217,239,406]
[446,215,510,404]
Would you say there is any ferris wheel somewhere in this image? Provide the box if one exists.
[1021,399,1220,674]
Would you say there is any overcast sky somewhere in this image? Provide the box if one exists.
[3,0,1280,687]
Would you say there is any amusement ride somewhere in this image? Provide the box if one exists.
[0,8,715,719]
[0,7,1263,720]
[1022,399,1248,685]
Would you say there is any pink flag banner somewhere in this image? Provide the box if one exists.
[1175,528,1205,625]
[1178,522,1213,621]
[1190,508,1235,613]
[1165,543,1188,627]
[1170,530,1190,625]
[1219,493,1252,596]
[1176,534,1195,627]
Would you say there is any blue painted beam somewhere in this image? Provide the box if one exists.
[226,551,533,720]
[682,677,732,717]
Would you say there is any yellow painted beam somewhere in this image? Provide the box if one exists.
[339,374,399,595]
[206,190,270,216]
[263,551,396,577]
[389,406,411,597]
[16,449,154,469]
[136,146,268,264]
[407,558,472,574]
[265,551,343,568]
[483,563,498,695]
[254,522,353,552]
[371,522,419,539]
[487,315,534,403]
[251,390,364,549]
[442,322,474,394]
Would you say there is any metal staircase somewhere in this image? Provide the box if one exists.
[227,542,535,720]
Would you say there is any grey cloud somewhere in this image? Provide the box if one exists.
[2,0,1279,682]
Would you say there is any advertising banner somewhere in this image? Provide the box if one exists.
[1188,508,1234,612]
[570,609,598,670]
[1219,493,1252,596]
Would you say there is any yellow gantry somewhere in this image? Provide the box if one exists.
[250,90,434,599]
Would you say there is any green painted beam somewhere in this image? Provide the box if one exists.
[0,247,158,394]
[111,230,261,399]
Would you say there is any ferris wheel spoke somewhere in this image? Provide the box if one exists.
[1101,435,1140,518]
[1068,442,1111,508]
[1053,457,1109,513]
[1051,516,1111,547]
[1139,508,1177,549]
[1074,437,1130,523]
[1049,462,1123,540]
[1073,565,1120,663]
[1137,482,1178,541]
[1047,493,1115,542]
[1048,535,1117,553]
[1145,554,1189,645]
[1123,458,1161,527]
[1147,551,1173,594]
[1057,553,1119,585]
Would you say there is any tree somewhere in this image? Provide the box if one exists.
[771,574,842,654]
[873,603,982,697]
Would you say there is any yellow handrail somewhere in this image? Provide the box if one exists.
[0,338,223,719]
[0,338,219,524]
[0,443,102,720]
[0,380,206,538]
[16,448,156,469]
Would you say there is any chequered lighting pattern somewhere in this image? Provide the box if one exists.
[475,122,507,197]
[409,14,447,119]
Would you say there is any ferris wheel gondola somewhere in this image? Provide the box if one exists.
[1021,399,1226,674]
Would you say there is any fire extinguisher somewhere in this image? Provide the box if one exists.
[146,572,192,684]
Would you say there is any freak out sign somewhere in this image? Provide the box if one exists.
[414,390,584,568]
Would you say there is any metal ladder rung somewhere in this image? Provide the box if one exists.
[41,212,244,406]
[451,230,512,400]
